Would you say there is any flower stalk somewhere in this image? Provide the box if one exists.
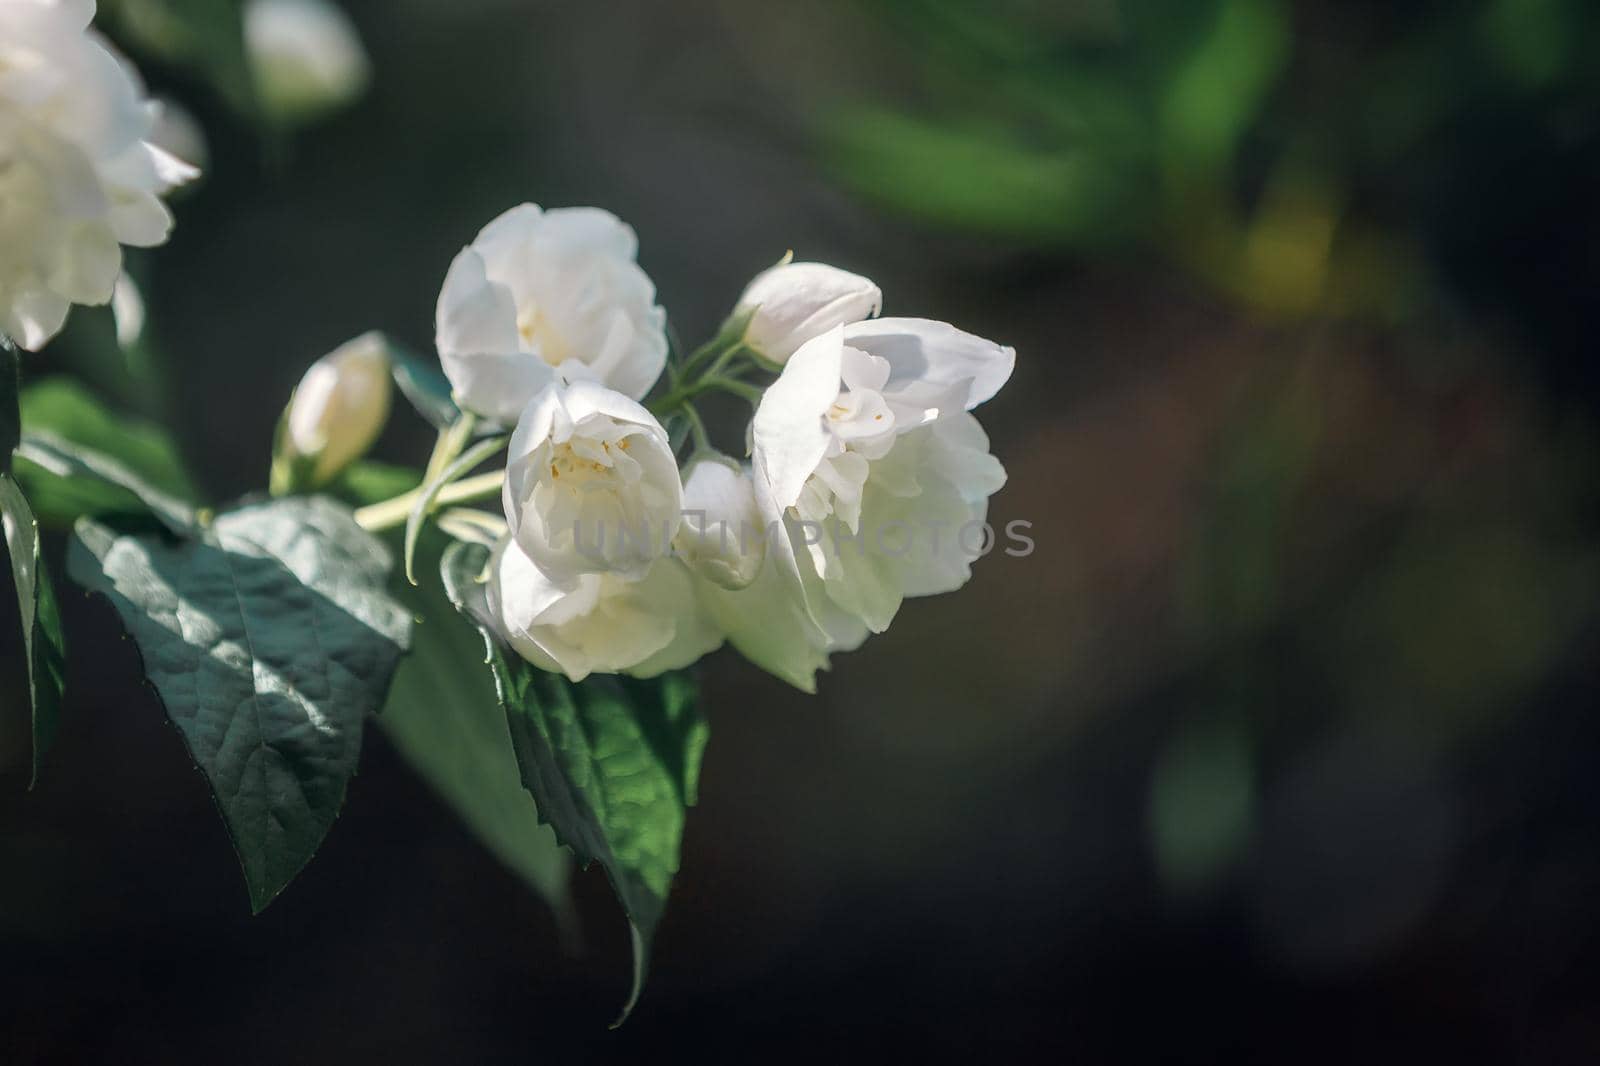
[353,470,504,533]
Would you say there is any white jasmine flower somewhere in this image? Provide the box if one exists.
[738,318,1013,686]
[0,0,198,350]
[486,537,720,683]
[502,380,682,584]
[675,453,764,591]
[279,331,393,486]
[244,0,370,124]
[734,260,881,366]
[436,204,668,423]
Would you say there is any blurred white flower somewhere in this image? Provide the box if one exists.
[676,453,764,591]
[734,260,882,366]
[487,536,720,683]
[281,331,393,486]
[109,274,144,348]
[738,317,1013,686]
[244,0,370,124]
[436,203,669,423]
[0,0,198,350]
[147,96,207,175]
[502,380,682,584]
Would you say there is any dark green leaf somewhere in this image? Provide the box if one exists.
[12,379,199,529]
[17,434,195,533]
[103,0,255,115]
[380,531,573,923]
[404,434,506,585]
[68,497,412,911]
[0,474,66,787]
[441,542,707,1026]
[389,340,461,430]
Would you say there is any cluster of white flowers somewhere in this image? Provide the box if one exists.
[435,204,1014,690]
[0,0,196,351]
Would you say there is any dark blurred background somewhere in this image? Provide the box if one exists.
[4,0,1600,1060]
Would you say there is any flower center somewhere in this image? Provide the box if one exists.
[517,303,572,366]
[793,380,898,530]
[547,436,631,491]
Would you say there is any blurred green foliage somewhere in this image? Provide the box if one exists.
[821,0,1599,318]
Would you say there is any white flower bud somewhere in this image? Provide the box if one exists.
[486,537,721,682]
[245,0,371,124]
[675,454,764,590]
[281,331,393,487]
[734,261,882,366]
[0,0,198,350]
[502,380,683,583]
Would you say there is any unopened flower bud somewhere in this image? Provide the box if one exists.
[734,261,882,366]
[277,331,392,490]
[676,454,764,590]
[245,0,371,124]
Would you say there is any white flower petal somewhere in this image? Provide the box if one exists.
[751,325,845,511]
[844,317,1015,415]
[488,539,711,683]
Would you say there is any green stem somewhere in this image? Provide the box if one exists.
[648,374,764,416]
[424,412,477,483]
[709,377,764,404]
[678,332,745,381]
[679,403,712,454]
[354,470,504,533]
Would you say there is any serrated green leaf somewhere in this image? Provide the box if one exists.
[12,379,199,529]
[404,434,506,585]
[0,474,66,787]
[67,497,412,912]
[440,542,707,1026]
[380,531,574,923]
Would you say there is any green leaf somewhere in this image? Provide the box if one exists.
[67,497,412,912]
[389,340,461,430]
[441,542,707,1026]
[380,532,574,924]
[12,379,199,529]
[404,434,506,585]
[17,435,195,533]
[821,106,1142,247]
[1160,0,1289,174]
[0,474,66,787]
[102,0,255,115]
